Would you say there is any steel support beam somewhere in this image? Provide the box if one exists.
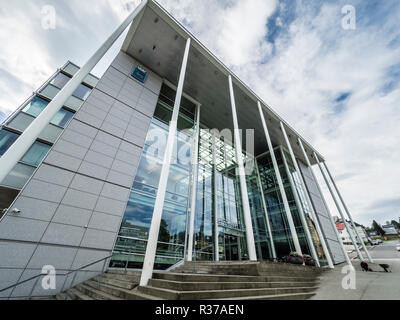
[212,131,220,261]
[314,153,363,262]
[140,37,191,286]
[228,76,257,261]
[323,162,373,263]
[187,104,201,261]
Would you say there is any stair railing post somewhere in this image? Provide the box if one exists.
[97,259,108,289]
[28,274,42,300]
[64,271,79,300]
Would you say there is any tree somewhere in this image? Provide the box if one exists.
[391,220,400,230]
[372,220,385,236]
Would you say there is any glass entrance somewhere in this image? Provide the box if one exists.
[224,234,240,261]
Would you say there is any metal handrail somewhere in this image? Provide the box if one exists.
[0,252,116,299]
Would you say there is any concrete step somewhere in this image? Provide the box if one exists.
[148,278,318,291]
[103,270,141,282]
[212,292,316,300]
[176,262,322,277]
[75,283,121,300]
[94,275,137,290]
[57,288,94,300]
[138,285,319,300]
[84,279,161,300]
[153,272,318,284]
[106,269,142,276]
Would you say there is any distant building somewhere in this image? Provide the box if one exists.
[382,223,399,235]
[367,230,378,237]
[335,220,368,252]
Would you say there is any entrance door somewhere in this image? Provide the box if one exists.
[224,234,240,261]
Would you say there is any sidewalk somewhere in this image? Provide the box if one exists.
[312,259,400,300]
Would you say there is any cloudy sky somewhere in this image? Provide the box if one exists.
[0,0,399,227]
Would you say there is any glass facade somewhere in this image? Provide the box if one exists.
[111,84,196,270]
[110,84,328,269]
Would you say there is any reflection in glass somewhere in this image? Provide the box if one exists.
[50,108,74,128]
[22,96,48,117]
[0,129,19,156]
[112,83,194,270]
[21,141,51,167]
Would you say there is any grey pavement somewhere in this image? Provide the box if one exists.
[312,240,400,300]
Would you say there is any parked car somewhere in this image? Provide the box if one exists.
[376,239,383,244]
[370,240,379,245]
[396,244,400,252]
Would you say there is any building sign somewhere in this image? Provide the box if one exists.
[131,66,147,83]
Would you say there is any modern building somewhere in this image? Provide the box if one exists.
[0,0,369,299]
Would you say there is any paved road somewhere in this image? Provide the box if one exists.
[312,240,400,300]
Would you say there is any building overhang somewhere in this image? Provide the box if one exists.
[121,0,325,165]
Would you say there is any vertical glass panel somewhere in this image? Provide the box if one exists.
[22,96,49,117]
[0,130,19,156]
[21,141,51,167]
[119,192,155,240]
[50,108,74,128]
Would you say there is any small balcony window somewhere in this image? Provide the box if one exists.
[51,72,70,89]
[0,129,20,156]
[21,141,51,167]
[22,96,49,117]
[50,108,74,128]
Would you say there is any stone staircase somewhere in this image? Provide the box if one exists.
[56,261,323,300]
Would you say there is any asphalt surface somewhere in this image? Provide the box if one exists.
[312,240,400,300]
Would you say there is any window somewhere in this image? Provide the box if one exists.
[50,108,74,128]
[73,83,91,100]
[22,96,49,117]
[51,73,70,89]
[0,130,19,156]
[50,73,91,100]
[21,141,51,167]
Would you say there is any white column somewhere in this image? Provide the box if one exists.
[280,147,320,267]
[257,101,302,255]
[140,38,191,286]
[255,161,277,260]
[323,162,373,263]
[314,153,364,261]
[0,0,148,184]
[212,132,220,261]
[228,75,257,261]
[298,139,335,268]
[187,104,201,261]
